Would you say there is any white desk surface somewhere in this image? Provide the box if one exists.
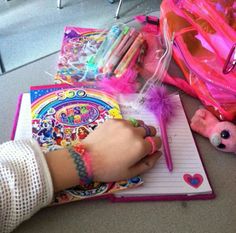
[1,51,236,233]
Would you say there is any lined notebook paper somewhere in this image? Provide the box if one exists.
[116,94,213,198]
[13,94,32,140]
[12,93,213,200]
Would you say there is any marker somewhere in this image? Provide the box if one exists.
[104,29,138,75]
[91,25,122,66]
[114,33,144,77]
[99,25,130,72]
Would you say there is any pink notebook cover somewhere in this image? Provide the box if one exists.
[11,92,215,202]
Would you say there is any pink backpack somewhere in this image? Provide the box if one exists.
[160,0,236,121]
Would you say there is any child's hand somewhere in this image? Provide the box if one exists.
[83,119,162,182]
[45,119,161,192]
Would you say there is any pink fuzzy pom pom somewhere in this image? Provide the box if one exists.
[145,86,175,121]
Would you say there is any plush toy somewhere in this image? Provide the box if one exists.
[190,108,236,153]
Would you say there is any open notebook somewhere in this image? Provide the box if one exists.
[11,93,214,201]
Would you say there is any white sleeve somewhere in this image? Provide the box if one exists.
[0,139,54,233]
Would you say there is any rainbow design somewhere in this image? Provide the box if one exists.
[31,84,121,150]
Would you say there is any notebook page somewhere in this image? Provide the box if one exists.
[116,94,212,196]
[14,93,32,140]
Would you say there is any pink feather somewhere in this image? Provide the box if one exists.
[97,68,139,95]
[145,85,175,121]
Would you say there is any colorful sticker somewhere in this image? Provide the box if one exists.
[183,173,203,189]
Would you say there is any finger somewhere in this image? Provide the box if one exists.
[128,152,162,177]
[127,118,144,127]
[134,124,157,138]
[126,136,162,166]
[144,136,162,155]
[112,119,144,129]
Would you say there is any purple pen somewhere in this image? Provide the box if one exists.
[159,117,173,171]
[145,86,175,172]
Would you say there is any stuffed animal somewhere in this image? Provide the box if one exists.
[190,108,236,153]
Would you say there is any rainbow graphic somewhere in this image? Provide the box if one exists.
[30,84,121,150]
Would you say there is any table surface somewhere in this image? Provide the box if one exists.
[1,44,236,233]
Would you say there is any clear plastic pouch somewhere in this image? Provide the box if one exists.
[55,22,173,100]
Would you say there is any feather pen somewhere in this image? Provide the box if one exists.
[145,85,175,171]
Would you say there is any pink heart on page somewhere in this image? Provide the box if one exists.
[183,174,203,189]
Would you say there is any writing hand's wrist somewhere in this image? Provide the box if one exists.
[45,144,93,193]
[45,148,80,193]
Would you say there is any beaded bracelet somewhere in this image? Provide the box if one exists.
[68,144,93,185]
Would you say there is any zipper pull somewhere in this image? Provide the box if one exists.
[223,43,236,74]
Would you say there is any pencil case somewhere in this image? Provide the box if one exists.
[159,0,236,121]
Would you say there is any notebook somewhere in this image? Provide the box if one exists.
[11,92,215,202]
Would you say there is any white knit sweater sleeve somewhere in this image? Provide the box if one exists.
[0,139,54,233]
